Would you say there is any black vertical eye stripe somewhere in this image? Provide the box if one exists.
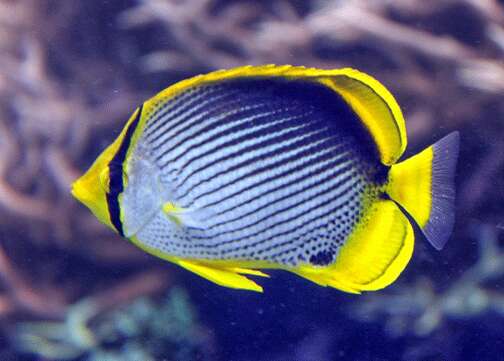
[106,105,143,236]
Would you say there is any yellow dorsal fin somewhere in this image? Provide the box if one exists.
[319,69,407,165]
[176,260,265,292]
[294,200,414,293]
[145,65,406,165]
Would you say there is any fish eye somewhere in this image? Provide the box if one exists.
[107,163,128,194]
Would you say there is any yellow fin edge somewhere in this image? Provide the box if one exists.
[177,260,265,292]
[294,200,414,293]
[145,65,406,166]
[128,235,268,292]
[320,70,407,165]
[129,201,414,294]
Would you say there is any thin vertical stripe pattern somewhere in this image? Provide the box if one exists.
[127,78,385,266]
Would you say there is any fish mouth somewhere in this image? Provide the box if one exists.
[71,180,84,202]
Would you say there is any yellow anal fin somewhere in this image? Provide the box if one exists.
[292,266,362,294]
[229,267,270,278]
[333,200,414,291]
[177,260,266,292]
[294,200,414,294]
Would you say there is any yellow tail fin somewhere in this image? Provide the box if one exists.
[387,132,459,250]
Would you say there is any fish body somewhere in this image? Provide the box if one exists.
[72,65,459,293]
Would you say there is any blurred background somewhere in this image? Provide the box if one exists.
[0,0,503,360]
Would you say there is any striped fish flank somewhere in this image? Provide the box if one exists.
[131,78,385,266]
[72,65,459,294]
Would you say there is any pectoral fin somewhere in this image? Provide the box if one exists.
[162,202,211,229]
[176,260,267,292]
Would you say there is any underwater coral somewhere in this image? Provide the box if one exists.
[12,287,211,361]
[0,1,502,360]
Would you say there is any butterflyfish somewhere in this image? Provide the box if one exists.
[72,65,459,294]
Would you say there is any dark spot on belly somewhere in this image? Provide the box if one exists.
[309,250,335,266]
